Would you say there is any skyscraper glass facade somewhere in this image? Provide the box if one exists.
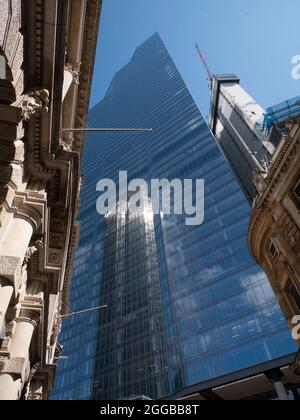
[52,33,296,400]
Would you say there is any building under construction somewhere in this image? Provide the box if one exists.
[196,47,300,204]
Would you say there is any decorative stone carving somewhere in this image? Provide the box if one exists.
[27,389,43,400]
[5,321,14,338]
[60,136,74,152]
[253,169,267,196]
[21,237,44,274]
[20,89,50,121]
[22,246,37,271]
[65,62,82,85]
[34,237,44,250]
[26,371,43,401]
[49,254,59,264]
[0,355,9,370]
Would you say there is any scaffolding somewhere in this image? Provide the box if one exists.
[262,95,300,132]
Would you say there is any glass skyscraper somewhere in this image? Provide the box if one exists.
[52,33,296,400]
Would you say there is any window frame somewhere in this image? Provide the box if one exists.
[286,278,300,313]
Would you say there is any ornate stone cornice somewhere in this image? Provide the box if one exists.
[72,0,102,154]
[248,118,300,262]
[252,118,300,210]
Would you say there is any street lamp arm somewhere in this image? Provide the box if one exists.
[61,128,153,133]
[60,305,108,320]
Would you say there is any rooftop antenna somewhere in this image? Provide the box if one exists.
[195,44,213,90]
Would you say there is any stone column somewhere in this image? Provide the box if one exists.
[0,374,22,400]
[9,316,37,361]
[0,310,40,400]
[0,278,14,338]
[0,217,33,261]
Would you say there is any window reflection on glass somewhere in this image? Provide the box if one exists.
[91,195,170,400]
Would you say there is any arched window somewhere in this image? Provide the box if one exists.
[0,54,6,79]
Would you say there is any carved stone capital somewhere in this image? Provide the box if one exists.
[65,62,81,85]
[20,89,50,121]
[16,314,40,329]
[16,300,43,329]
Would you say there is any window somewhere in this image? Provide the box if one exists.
[0,55,6,80]
[269,242,279,260]
[287,280,300,311]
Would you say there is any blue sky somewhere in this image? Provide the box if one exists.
[90,0,300,118]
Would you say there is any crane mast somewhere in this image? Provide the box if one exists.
[195,44,214,90]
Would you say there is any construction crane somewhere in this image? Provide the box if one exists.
[195,44,214,90]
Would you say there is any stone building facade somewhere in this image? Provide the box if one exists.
[249,117,300,374]
[0,0,101,400]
